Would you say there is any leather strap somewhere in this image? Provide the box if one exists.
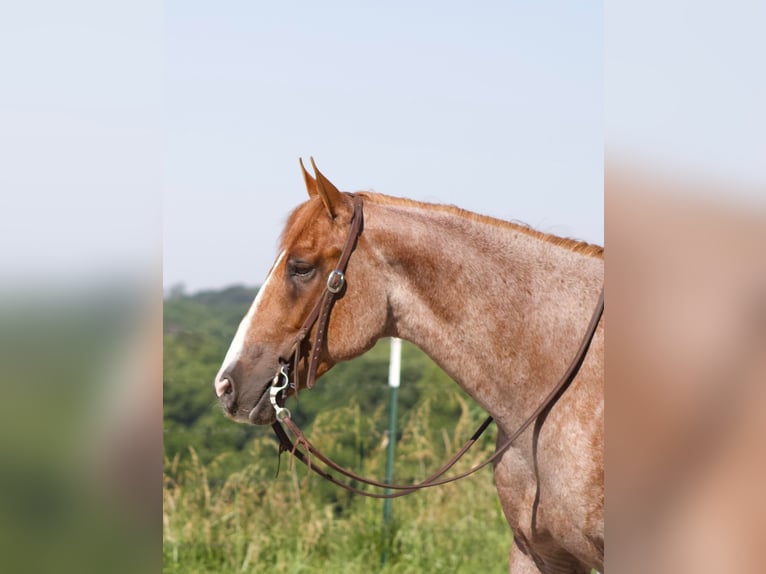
[282,195,364,393]
[271,284,604,500]
[530,287,604,530]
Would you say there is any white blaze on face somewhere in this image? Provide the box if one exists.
[214,250,285,396]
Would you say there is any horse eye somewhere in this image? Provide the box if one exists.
[287,260,315,279]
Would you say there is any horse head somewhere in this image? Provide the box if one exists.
[213,159,390,425]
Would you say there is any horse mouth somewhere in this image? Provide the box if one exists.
[245,382,278,425]
[247,364,295,425]
[226,363,294,426]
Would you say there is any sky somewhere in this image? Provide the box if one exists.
[605,1,765,187]
[0,2,604,293]
[163,1,604,292]
[2,2,763,295]
[0,2,161,290]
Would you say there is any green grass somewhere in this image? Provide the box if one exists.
[163,394,512,573]
[163,288,513,572]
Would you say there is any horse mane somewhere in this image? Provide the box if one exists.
[357,192,604,259]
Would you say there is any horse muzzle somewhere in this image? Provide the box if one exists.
[214,367,277,425]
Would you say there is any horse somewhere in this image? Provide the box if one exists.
[213,159,604,574]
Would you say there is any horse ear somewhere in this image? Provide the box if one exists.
[310,157,343,219]
[299,158,318,197]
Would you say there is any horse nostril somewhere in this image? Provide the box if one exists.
[216,376,238,415]
[215,374,237,414]
[215,376,232,398]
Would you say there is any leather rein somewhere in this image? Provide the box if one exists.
[269,194,605,499]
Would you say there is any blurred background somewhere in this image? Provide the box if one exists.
[1,2,162,574]
[606,1,765,572]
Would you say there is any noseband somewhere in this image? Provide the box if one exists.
[269,194,604,505]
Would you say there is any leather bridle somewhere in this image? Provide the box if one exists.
[271,193,365,412]
[269,194,604,504]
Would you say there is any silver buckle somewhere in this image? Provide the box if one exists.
[326,269,345,294]
[269,364,292,421]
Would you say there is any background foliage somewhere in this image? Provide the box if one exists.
[163,285,511,572]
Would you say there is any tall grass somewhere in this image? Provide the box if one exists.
[163,391,511,573]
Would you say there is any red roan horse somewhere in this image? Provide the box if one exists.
[214,160,604,574]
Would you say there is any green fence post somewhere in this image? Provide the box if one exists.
[381,337,401,566]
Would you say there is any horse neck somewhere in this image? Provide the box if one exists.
[361,197,603,428]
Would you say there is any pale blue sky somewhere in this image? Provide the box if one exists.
[606,0,765,187]
[1,2,605,293]
[0,2,161,289]
[2,2,762,294]
[163,1,604,291]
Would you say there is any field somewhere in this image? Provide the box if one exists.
[163,286,512,573]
